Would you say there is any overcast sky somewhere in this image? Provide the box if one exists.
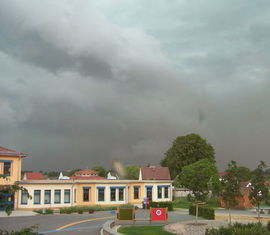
[1,0,270,171]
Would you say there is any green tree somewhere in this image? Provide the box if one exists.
[125,165,140,179]
[249,161,270,222]
[68,169,82,177]
[46,171,60,178]
[178,159,220,223]
[0,175,31,215]
[235,166,252,182]
[220,161,241,224]
[161,133,215,179]
[91,166,107,177]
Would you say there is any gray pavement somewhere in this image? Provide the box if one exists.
[1,208,268,234]
[0,210,37,217]
[0,209,195,234]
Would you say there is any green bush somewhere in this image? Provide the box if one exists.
[59,205,121,214]
[33,209,53,215]
[205,222,270,235]
[189,205,215,220]
[0,225,41,235]
[267,221,270,231]
[148,201,173,211]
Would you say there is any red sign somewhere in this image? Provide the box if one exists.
[150,208,168,221]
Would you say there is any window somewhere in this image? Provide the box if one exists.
[21,191,28,205]
[83,187,90,202]
[34,190,41,204]
[44,190,51,204]
[164,187,169,198]
[64,189,70,203]
[110,188,116,201]
[146,186,153,201]
[118,188,124,201]
[74,189,76,203]
[158,187,162,199]
[133,186,139,199]
[98,187,105,201]
[54,190,61,204]
[3,162,11,176]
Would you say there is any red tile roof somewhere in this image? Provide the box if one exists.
[75,169,98,175]
[218,172,228,177]
[240,181,251,187]
[24,172,45,180]
[70,176,105,180]
[141,167,171,180]
[0,146,27,157]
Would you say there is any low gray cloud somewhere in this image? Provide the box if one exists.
[0,0,270,171]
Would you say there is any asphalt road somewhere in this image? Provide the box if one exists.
[0,210,195,235]
[0,211,114,235]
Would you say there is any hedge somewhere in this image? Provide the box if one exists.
[34,209,53,215]
[143,201,173,211]
[189,205,215,220]
[59,204,132,214]
[205,222,270,235]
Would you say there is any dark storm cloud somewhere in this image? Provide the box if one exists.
[0,0,270,171]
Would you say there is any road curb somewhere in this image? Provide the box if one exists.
[102,220,121,235]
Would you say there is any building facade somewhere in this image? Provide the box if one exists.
[0,147,172,210]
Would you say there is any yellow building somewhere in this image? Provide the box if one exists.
[0,146,172,210]
[0,146,27,210]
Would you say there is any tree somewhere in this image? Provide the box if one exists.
[235,166,252,182]
[91,166,107,177]
[249,161,270,222]
[161,133,215,179]
[220,161,241,224]
[46,171,60,178]
[125,165,140,179]
[178,159,220,223]
[0,175,31,215]
[68,169,82,177]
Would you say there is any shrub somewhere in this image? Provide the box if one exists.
[59,205,120,214]
[33,209,53,215]
[0,225,41,235]
[267,221,270,231]
[189,205,215,220]
[205,223,270,235]
[149,201,173,211]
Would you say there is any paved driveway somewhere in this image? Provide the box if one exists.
[0,211,114,235]
[0,210,195,234]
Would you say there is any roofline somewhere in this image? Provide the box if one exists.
[0,153,27,158]
[17,179,173,185]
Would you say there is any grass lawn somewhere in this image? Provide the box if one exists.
[118,226,174,235]
[173,197,220,209]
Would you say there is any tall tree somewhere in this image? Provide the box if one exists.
[178,159,220,223]
[220,161,241,224]
[91,166,107,177]
[161,133,215,179]
[125,165,140,179]
[68,169,82,177]
[235,166,252,182]
[249,161,269,222]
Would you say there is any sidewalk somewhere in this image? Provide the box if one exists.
[0,210,37,217]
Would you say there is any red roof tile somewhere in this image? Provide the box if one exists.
[0,146,27,157]
[141,167,171,180]
[218,172,228,177]
[75,169,98,175]
[24,172,45,180]
[70,176,105,180]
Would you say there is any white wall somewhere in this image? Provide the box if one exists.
[18,184,77,209]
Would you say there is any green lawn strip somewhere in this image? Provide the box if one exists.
[118,226,174,235]
[173,197,220,209]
